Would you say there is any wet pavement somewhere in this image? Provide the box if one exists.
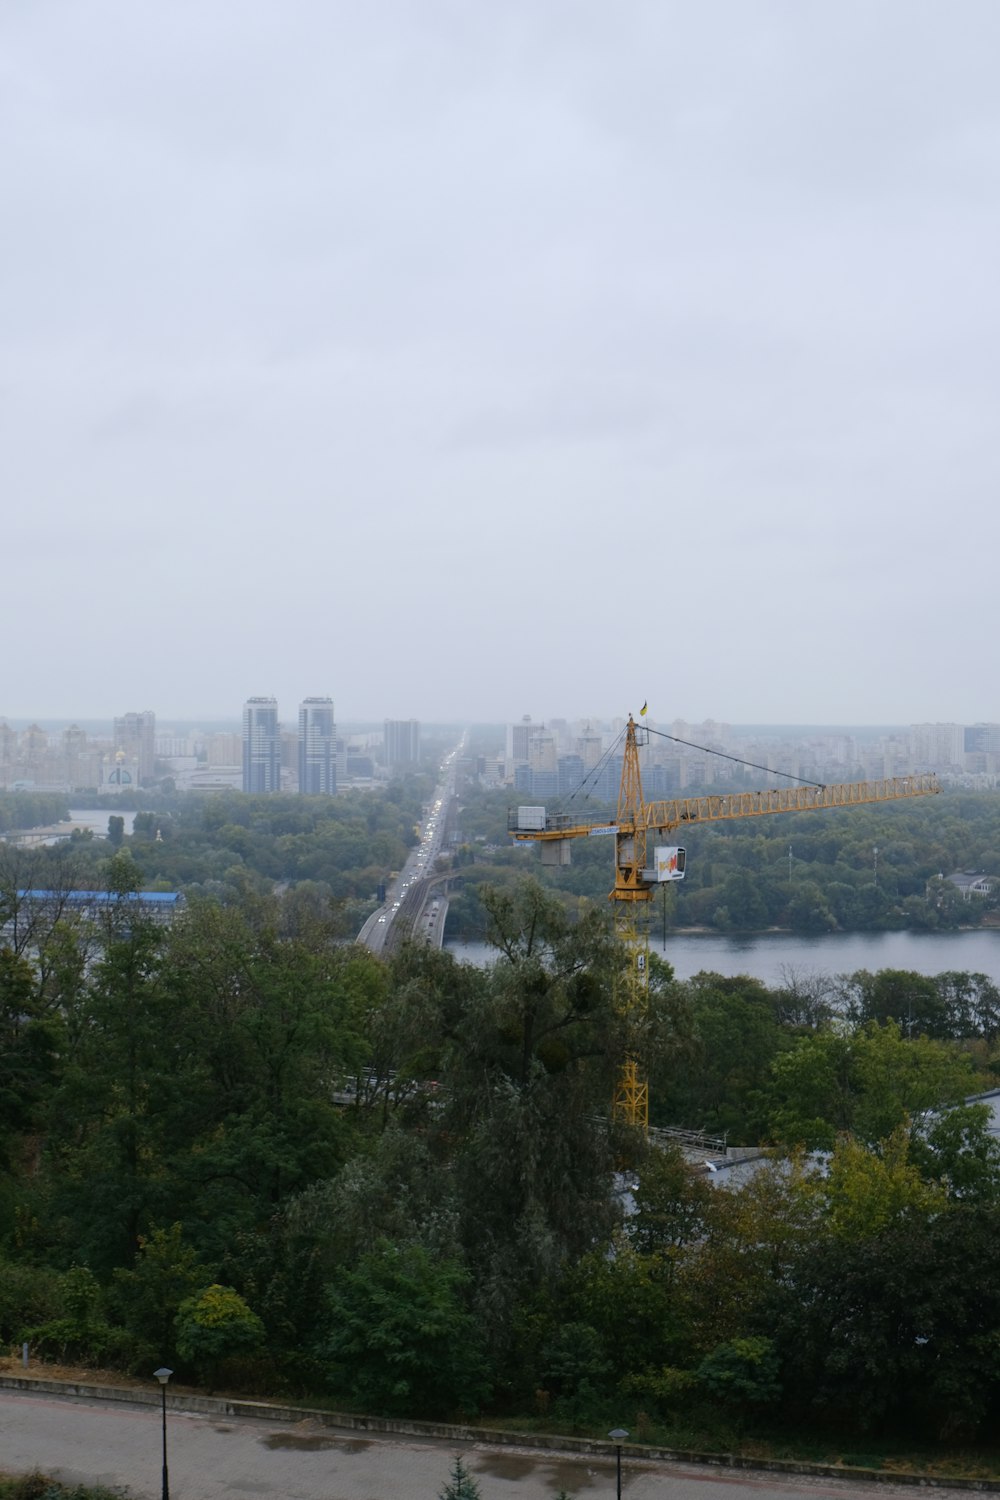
[0,1389,990,1499]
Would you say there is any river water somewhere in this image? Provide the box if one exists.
[445,929,1000,985]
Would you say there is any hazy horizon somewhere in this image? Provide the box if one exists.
[0,713,974,739]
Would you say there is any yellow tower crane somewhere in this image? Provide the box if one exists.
[508,713,940,1131]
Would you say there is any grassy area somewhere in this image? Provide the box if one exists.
[480,1410,1000,1483]
[0,1477,132,1500]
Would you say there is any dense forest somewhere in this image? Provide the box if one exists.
[5,834,1000,1457]
[0,776,434,937]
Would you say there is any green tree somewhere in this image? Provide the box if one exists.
[110,1223,209,1366]
[26,1265,117,1364]
[765,1031,854,1149]
[157,903,366,1245]
[712,871,769,932]
[538,1318,613,1422]
[696,1335,781,1410]
[765,1020,977,1149]
[655,974,785,1139]
[628,1142,714,1255]
[0,946,59,1149]
[775,1202,1000,1438]
[560,1234,681,1395]
[843,968,947,1037]
[786,880,836,934]
[45,908,176,1269]
[803,1127,946,1240]
[909,1101,1000,1202]
[672,1154,817,1360]
[317,1240,490,1417]
[423,884,625,1347]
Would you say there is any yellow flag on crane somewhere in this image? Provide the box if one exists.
[640,701,648,716]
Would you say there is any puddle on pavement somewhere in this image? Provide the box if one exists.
[473,1454,535,1480]
[473,1453,610,1490]
[212,1425,233,1433]
[261,1431,373,1453]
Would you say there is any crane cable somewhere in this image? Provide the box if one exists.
[562,724,628,808]
[643,725,826,788]
[541,721,824,820]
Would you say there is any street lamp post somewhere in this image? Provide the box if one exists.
[154,1367,173,1500]
[608,1427,629,1500]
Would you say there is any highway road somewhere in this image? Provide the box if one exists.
[0,1388,976,1500]
[358,736,464,957]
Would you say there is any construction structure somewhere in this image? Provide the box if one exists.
[508,713,940,1132]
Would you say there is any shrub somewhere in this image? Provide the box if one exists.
[174,1283,264,1386]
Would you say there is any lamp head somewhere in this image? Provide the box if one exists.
[153,1367,173,1386]
[608,1427,629,1442]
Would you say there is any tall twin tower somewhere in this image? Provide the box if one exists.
[242,696,336,794]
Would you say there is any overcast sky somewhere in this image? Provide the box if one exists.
[3,1,999,727]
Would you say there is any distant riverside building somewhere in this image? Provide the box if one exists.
[242,697,281,793]
[299,698,337,794]
[61,725,89,787]
[155,734,196,758]
[910,723,966,773]
[114,711,156,783]
[207,732,241,767]
[384,719,421,768]
[3,890,185,948]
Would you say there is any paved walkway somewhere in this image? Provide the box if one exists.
[0,1388,989,1500]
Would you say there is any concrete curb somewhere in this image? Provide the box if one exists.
[2,1374,999,1491]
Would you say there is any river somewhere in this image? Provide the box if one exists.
[445,928,1000,985]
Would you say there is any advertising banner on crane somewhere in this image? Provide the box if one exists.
[654,846,686,881]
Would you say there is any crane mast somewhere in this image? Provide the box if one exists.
[509,715,940,1132]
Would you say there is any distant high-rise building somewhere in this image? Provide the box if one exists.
[22,723,48,774]
[242,697,281,793]
[0,722,16,781]
[62,725,88,786]
[384,719,421,768]
[529,728,557,772]
[114,710,156,783]
[575,725,604,771]
[298,698,337,794]
[505,715,533,780]
[965,724,1000,755]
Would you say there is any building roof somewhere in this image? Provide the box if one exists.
[16,889,183,906]
[946,871,994,891]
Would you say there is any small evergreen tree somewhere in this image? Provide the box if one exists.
[438,1455,482,1499]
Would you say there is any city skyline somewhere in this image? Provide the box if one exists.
[4,707,1000,796]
